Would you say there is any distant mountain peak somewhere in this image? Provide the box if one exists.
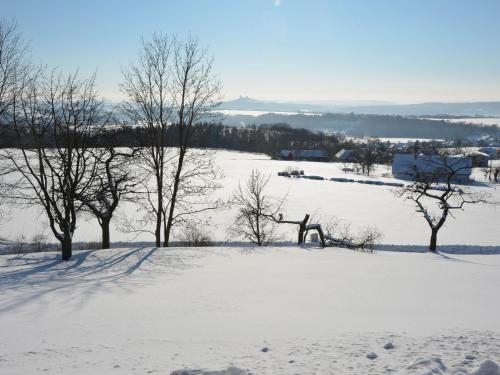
[233,96,271,104]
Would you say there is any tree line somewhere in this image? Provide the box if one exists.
[220,112,500,140]
[1,121,352,158]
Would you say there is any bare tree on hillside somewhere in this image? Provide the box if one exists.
[353,147,383,176]
[161,149,223,243]
[0,19,29,222]
[121,33,222,247]
[0,19,29,120]
[397,155,490,252]
[228,169,283,246]
[116,148,223,244]
[229,170,330,247]
[121,33,174,247]
[6,70,107,260]
[163,36,222,246]
[76,146,141,249]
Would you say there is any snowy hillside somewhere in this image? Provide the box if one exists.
[1,150,499,249]
[1,246,499,374]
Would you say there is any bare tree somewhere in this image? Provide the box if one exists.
[229,170,330,247]
[121,33,221,247]
[0,18,29,120]
[6,69,106,260]
[161,149,223,243]
[0,163,13,224]
[228,169,282,246]
[271,213,328,246]
[481,159,500,183]
[323,217,382,252]
[0,19,29,222]
[121,33,174,247]
[0,156,23,225]
[353,147,382,176]
[76,146,141,249]
[116,147,222,244]
[398,154,490,252]
[163,36,222,246]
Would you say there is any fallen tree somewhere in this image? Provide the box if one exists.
[271,213,326,247]
[322,218,383,252]
[230,170,382,250]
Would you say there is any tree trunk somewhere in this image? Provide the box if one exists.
[61,231,72,261]
[317,226,325,248]
[429,228,438,252]
[164,150,186,247]
[101,218,111,249]
[298,225,305,244]
[162,212,170,247]
[163,216,172,247]
[155,192,162,247]
[297,215,310,245]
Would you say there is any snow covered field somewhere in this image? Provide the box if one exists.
[1,246,500,374]
[1,150,499,248]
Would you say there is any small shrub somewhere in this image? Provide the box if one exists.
[13,233,26,253]
[30,231,49,252]
[355,227,383,252]
[179,224,213,247]
[324,217,383,252]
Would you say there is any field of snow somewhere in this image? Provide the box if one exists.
[1,150,498,249]
[1,246,499,374]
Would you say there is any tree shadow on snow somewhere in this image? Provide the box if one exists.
[376,244,500,255]
[434,252,500,267]
[376,244,500,267]
[0,247,207,313]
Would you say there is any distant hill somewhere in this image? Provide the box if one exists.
[216,112,499,140]
[220,96,329,113]
[220,97,500,117]
[335,102,500,117]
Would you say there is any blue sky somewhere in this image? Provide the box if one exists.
[3,0,500,103]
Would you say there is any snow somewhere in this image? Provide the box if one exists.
[1,150,499,248]
[171,367,249,375]
[392,154,472,179]
[406,357,448,374]
[1,246,500,374]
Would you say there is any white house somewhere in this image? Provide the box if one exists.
[335,149,355,162]
[392,154,472,182]
[478,147,499,160]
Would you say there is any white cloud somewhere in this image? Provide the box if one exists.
[274,0,282,6]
